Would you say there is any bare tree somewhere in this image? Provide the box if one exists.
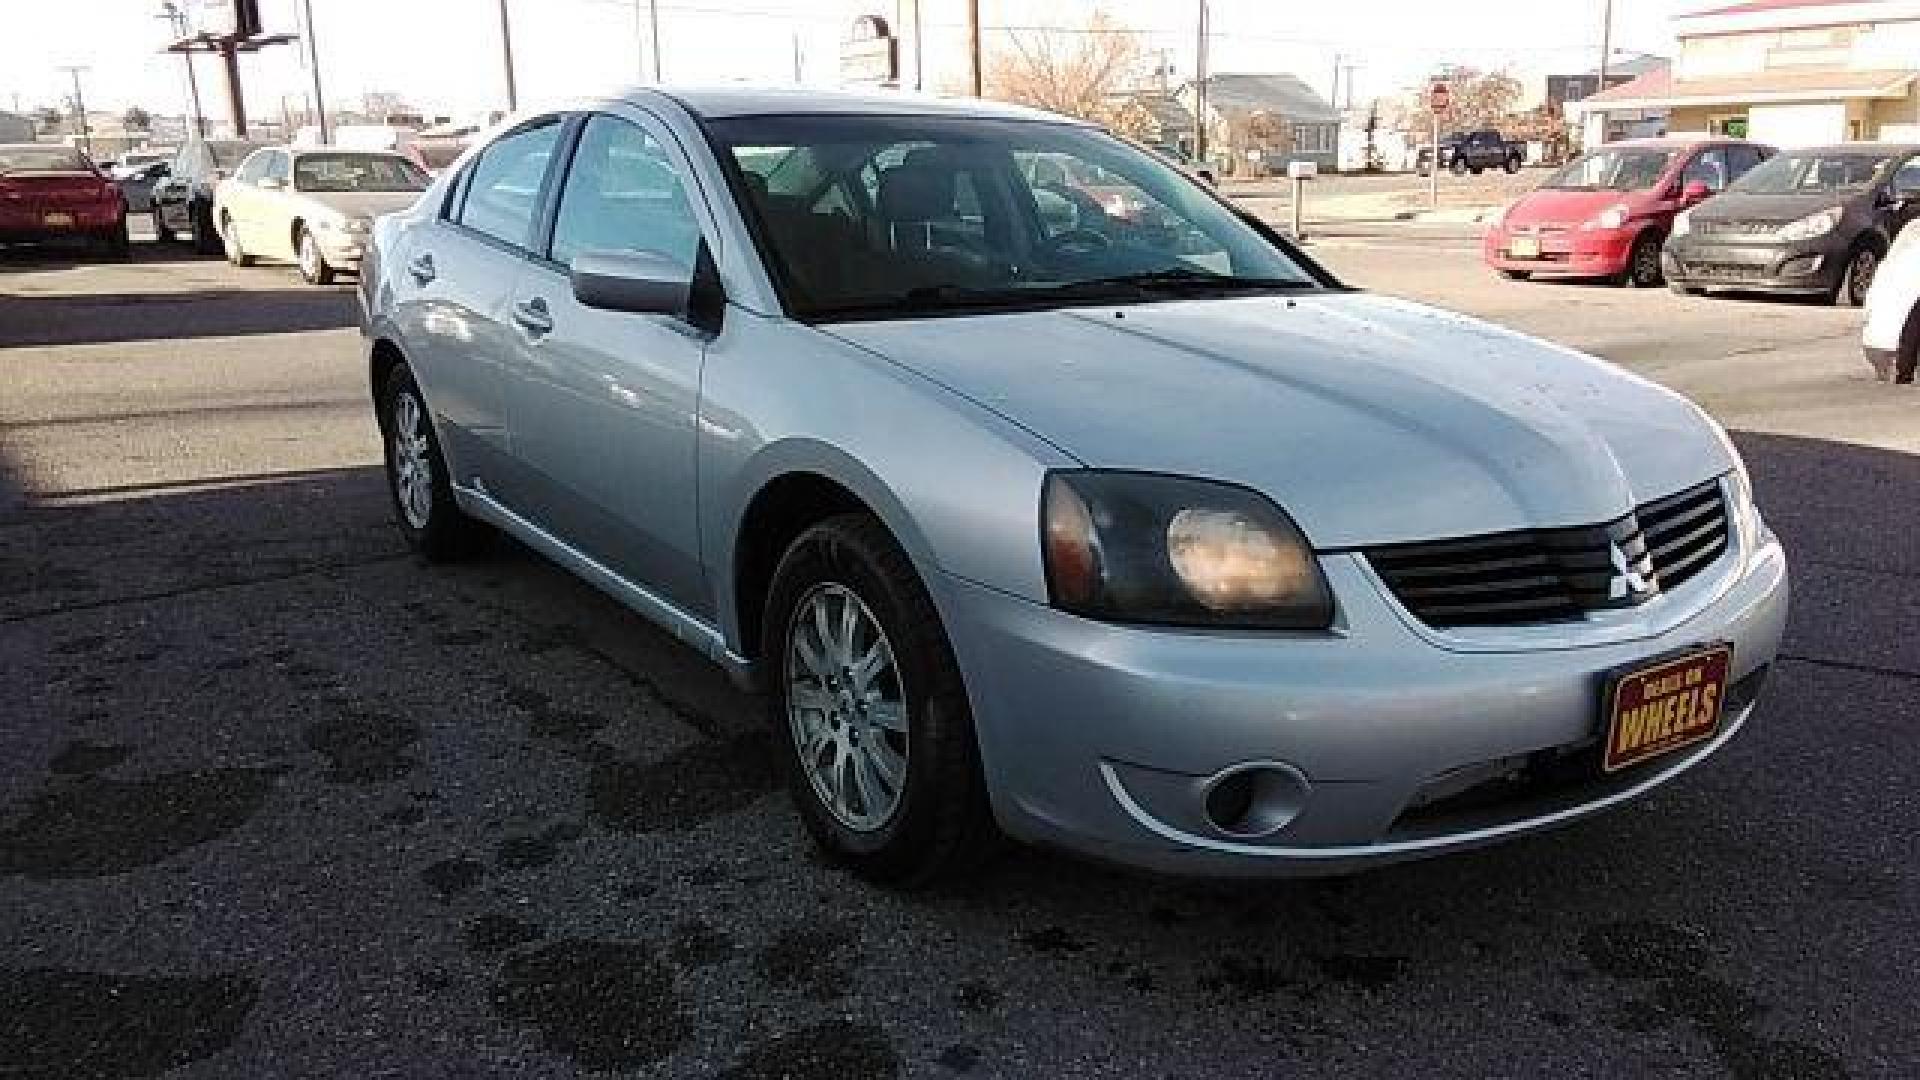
[360,91,410,123]
[985,11,1149,133]
[122,106,153,132]
[33,106,64,134]
[1394,68,1524,136]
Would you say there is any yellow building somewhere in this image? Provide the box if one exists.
[1574,0,1920,147]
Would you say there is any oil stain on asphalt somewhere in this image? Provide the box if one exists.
[303,708,420,784]
[0,967,257,1078]
[718,1018,900,1080]
[585,733,778,833]
[0,768,276,878]
[491,938,690,1071]
[1580,921,1847,1080]
[46,740,133,776]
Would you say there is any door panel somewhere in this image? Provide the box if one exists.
[504,112,711,616]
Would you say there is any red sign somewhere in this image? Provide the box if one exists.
[1429,82,1452,113]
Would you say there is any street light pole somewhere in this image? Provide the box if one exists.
[967,0,982,96]
[1598,0,1615,87]
[158,3,206,138]
[59,66,92,156]
[497,0,519,111]
[649,0,663,82]
[1194,0,1210,163]
[300,0,328,142]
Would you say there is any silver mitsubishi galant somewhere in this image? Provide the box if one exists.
[359,88,1788,885]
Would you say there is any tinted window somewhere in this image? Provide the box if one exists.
[1732,151,1894,194]
[1725,144,1764,181]
[457,120,562,250]
[549,115,702,269]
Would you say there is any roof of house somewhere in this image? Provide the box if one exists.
[1583,53,1669,81]
[1200,73,1340,124]
[1576,65,1917,110]
[1686,0,1867,17]
[1132,94,1196,132]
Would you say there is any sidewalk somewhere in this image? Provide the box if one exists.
[1220,170,1531,227]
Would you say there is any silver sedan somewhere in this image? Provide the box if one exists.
[359,88,1788,885]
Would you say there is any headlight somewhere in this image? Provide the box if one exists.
[1042,472,1333,630]
[320,217,372,234]
[1777,207,1841,242]
[1672,210,1692,238]
[1583,203,1630,231]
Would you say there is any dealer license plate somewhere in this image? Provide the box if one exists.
[42,212,74,228]
[1603,645,1732,772]
[1509,234,1541,259]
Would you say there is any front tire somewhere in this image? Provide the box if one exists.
[152,207,175,244]
[1504,156,1521,175]
[1834,244,1878,308]
[297,227,335,285]
[190,200,220,256]
[220,212,253,267]
[1619,233,1665,288]
[379,363,490,560]
[1450,155,1469,176]
[763,514,998,888]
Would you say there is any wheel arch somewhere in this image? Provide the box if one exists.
[290,215,307,253]
[368,337,408,423]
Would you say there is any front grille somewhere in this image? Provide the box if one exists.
[1367,479,1730,629]
[1684,261,1769,281]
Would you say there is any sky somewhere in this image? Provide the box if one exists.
[1,0,1706,125]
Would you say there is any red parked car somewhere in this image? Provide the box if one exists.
[1484,138,1772,287]
[0,143,129,256]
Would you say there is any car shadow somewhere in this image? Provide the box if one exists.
[0,286,356,348]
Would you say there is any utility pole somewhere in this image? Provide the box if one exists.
[966,0,982,96]
[1343,63,1358,111]
[1598,0,1615,88]
[158,3,206,138]
[59,66,92,156]
[299,0,328,142]
[1194,0,1210,162]
[649,0,663,82]
[1330,53,1342,118]
[497,0,519,111]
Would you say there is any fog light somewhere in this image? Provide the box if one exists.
[1781,254,1823,277]
[1201,763,1309,838]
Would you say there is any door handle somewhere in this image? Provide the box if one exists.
[513,297,554,336]
[407,253,436,285]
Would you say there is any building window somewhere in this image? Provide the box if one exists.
[1709,114,1749,139]
[1767,26,1855,69]
[1292,124,1331,155]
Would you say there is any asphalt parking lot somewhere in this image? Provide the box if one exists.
[2,228,1916,1079]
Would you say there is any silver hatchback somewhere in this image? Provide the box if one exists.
[360,88,1788,885]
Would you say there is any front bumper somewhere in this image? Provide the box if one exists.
[1663,236,1839,295]
[936,508,1789,877]
[1484,225,1634,277]
[315,229,367,269]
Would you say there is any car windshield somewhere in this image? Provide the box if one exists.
[294,152,430,193]
[1732,152,1891,194]
[209,142,260,168]
[1546,148,1675,191]
[0,145,91,173]
[708,114,1319,320]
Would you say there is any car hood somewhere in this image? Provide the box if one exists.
[824,293,1732,548]
[1689,189,1850,223]
[291,190,423,220]
[1506,188,1649,228]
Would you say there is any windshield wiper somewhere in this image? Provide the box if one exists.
[1077,269,1314,293]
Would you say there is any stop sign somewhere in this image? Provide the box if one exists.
[1429,81,1452,113]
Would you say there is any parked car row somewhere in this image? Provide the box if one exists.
[1485,136,1920,308]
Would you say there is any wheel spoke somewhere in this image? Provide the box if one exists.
[849,642,887,693]
[793,633,830,681]
[790,682,834,716]
[812,597,842,668]
[849,748,883,816]
[837,591,860,664]
[865,698,907,734]
[866,738,906,791]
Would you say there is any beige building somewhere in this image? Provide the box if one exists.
[1574,0,1920,147]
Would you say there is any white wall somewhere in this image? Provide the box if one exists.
[1748,101,1848,146]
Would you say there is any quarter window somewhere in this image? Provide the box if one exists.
[456,119,563,251]
[234,150,271,186]
[549,115,703,269]
[260,151,290,187]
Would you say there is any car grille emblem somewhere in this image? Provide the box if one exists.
[1608,540,1656,602]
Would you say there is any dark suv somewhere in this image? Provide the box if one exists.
[1664,143,1920,306]
[1418,130,1525,176]
[151,139,262,254]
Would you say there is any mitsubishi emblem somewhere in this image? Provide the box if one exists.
[1608,542,1655,602]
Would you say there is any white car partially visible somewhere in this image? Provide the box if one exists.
[1863,224,1920,383]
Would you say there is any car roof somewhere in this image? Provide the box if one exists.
[1782,143,1920,156]
[637,86,1086,126]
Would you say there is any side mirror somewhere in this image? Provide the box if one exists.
[1681,181,1712,205]
[570,249,690,316]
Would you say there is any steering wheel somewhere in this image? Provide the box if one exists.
[1037,228,1112,258]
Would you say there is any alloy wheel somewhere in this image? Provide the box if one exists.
[784,582,909,833]
[1847,249,1878,305]
[389,390,433,530]
[300,233,323,281]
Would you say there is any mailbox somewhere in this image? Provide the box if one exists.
[1287,160,1319,180]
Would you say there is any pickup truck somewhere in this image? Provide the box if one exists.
[1417,129,1526,176]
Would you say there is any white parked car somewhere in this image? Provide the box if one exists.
[214,147,430,284]
[1863,221,1920,382]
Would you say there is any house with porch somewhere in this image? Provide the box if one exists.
[1573,0,1920,147]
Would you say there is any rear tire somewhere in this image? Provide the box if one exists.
[95,217,129,259]
[762,514,999,889]
[378,363,491,561]
[1450,156,1469,176]
[151,207,175,244]
[1504,156,1521,175]
[1497,268,1531,281]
